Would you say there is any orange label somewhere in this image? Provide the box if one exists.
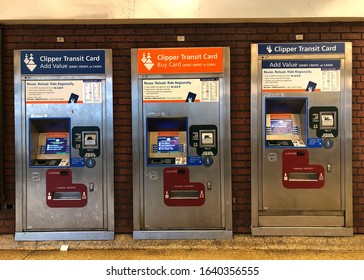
[138,47,223,74]
[158,131,179,136]
[270,114,292,119]
[46,133,68,138]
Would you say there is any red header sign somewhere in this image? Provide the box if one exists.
[137,47,224,74]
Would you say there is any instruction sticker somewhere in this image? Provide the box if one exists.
[142,78,219,103]
[25,80,102,104]
[262,60,341,92]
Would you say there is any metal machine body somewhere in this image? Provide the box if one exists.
[14,49,114,240]
[251,42,353,236]
[132,47,232,239]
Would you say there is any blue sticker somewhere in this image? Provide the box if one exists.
[188,156,202,166]
[307,138,322,148]
[71,157,85,167]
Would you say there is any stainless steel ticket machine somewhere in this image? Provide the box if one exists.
[132,47,232,239]
[251,42,353,236]
[14,49,114,240]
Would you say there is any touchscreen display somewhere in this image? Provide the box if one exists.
[270,119,293,135]
[45,137,68,154]
[157,136,179,152]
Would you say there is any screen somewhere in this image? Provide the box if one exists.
[45,137,68,154]
[270,119,293,135]
[157,136,179,152]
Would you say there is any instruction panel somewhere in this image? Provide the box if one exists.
[26,80,102,104]
[262,60,341,92]
[142,78,219,102]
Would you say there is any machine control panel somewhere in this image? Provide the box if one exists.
[72,126,100,169]
[72,126,100,157]
[189,125,218,155]
[309,106,338,138]
[189,125,218,167]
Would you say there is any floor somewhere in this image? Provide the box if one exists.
[1,234,364,260]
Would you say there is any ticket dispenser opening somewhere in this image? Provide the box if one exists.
[46,169,87,208]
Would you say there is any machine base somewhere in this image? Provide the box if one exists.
[133,230,233,240]
[15,231,115,241]
[251,227,353,237]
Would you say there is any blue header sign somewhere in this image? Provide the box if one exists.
[20,50,106,75]
[258,42,345,55]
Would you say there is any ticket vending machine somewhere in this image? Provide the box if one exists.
[14,49,114,240]
[132,47,232,239]
[251,42,353,236]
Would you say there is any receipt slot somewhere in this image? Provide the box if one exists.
[132,47,232,239]
[251,42,353,236]
[14,49,114,240]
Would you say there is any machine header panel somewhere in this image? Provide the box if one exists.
[258,42,345,55]
[20,49,106,75]
[137,47,224,74]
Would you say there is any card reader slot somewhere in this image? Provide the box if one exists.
[169,190,199,199]
[288,172,318,181]
[53,191,81,200]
